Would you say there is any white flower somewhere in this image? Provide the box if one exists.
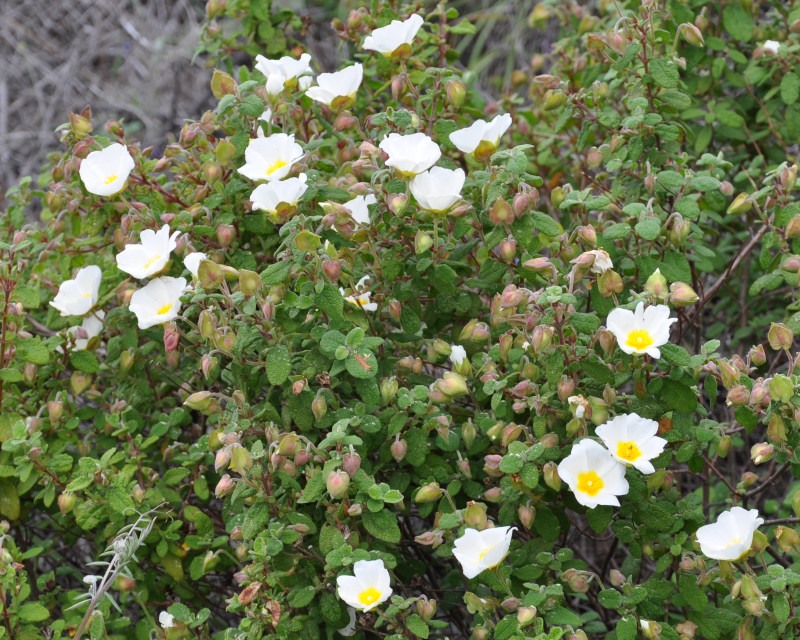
[340,276,377,312]
[255,53,313,96]
[595,413,667,474]
[336,559,392,612]
[50,265,102,317]
[587,249,613,274]
[64,311,105,352]
[605,302,677,359]
[79,143,135,196]
[449,114,512,156]
[363,14,424,57]
[410,167,465,213]
[557,439,629,508]
[250,174,309,216]
[763,40,780,54]
[183,252,207,278]
[344,194,377,225]
[306,64,363,107]
[450,344,467,366]
[695,507,764,561]
[379,132,441,177]
[259,109,273,123]
[116,224,180,280]
[159,611,175,629]
[452,526,515,579]
[238,133,304,182]
[128,276,188,330]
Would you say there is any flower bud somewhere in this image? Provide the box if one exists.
[445,79,466,108]
[543,461,561,491]
[415,530,444,547]
[347,503,362,516]
[459,320,491,343]
[748,344,766,367]
[58,493,77,515]
[238,269,262,296]
[390,436,407,462]
[461,420,476,448]
[768,322,794,351]
[483,487,503,502]
[210,69,236,98]
[215,474,235,498]
[740,471,759,488]
[786,215,800,239]
[463,501,488,528]
[216,223,236,247]
[198,259,225,291]
[184,391,221,414]
[562,568,591,593]
[326,470,350,499]
[776,525,800,552]
[415,482,443,504]
[544,90,567,110]
[645,268,668,300]
[518,504,535,529]
[531,325,554,354]
[517,606,537,626]
[727,193,752,215]
[340,449,361,478]
[665,282,697,307]
[726,385,750,407]
[781,164,798,191]
[557,376,576,401]
[768,374,794,402]
[750,442,774,465]
[416,595,437,621]
[435,372,469,398]
[716,435,732,458]
[47,400,64,424]
[720,180,734,196]
[679,22,705,47]
[597,269,623,297]
[69,111,93,138]
[311,393,327,421]
[321,259,342,282]
[229,443,253,474]
[387,193,408,216]
[489,197,515,225]
[414,229,434,254]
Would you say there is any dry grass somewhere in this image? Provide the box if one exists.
[0,0,212,200]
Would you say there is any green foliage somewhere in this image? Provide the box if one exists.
[1,1,800,639]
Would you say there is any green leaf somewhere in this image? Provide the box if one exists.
[723,5,753,42]
[70,350,100,373]
[345,348,378,379]
[299,473,326,504]
[635,217,662,240]
[261,260,292,285]
[320,330,346,356]
[266,345,291,385]
[781,73,800,105]
[18,602,50,622]
[616,616,638,640]
[288,585,317,608]
[406,614,430,639]
[569,312,601,334]
[362,509,401,543]
[598,588,623,609]
[18,339,50,365]
[530,211,562,237]
[650,58,679,89]
[772,593,790,622]
[659,343,691,367]
[317,285,344,321]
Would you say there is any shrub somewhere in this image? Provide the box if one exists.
[2,1,800,639]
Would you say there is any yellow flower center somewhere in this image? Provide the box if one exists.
[625,328,654,351]
[266,159,288,176]
[156,303,173,316]
[347,295,371,308]
[357,586,382,607]
[81,292,93,298]
[104,174,119,185]
[616,441,642,462]
[724,536,742,549]
[143,255,162,270]
[478,545,494,561]
[577,471,604,496]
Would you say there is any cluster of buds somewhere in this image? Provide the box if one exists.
[430,372,469,402]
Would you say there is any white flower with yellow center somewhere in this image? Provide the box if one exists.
[763,40,780,54]
[50,265,102,317]
[79,143,135,196]
[410,167,465,214]
[587,249,613,274]
[557,439,629,508]
[605,302,676,359]
[255,53,313,96]
[452,526,515,579]
[340,276,377,312]
[695,507,764,561]
[158,611,175,629]
[363,14,424,58]
[344,194,377,225]
[129,276,188,330]
[595,413,667,474]
[116,224,180,280]
[183,252,207,278]
[306,64,363,108]
[336,559,392,612]
[449,114,512,158]
[238,133,304,182]
[250,174,309,215]
[379,132,441,177]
